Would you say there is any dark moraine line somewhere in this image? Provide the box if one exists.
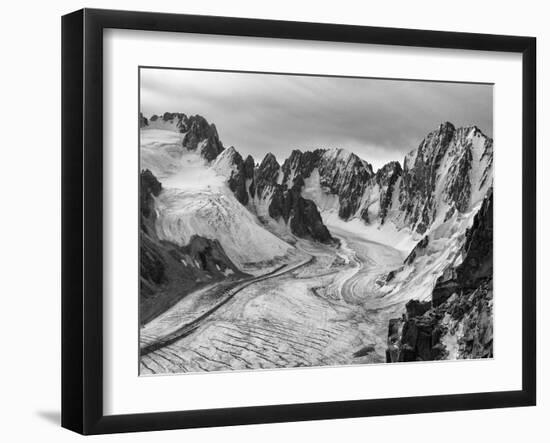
[140,256,314,356]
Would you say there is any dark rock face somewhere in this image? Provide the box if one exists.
[162,111,187,123]
[146,112,188,131]
[139,170,166,300]
[243,155,255,180]
[284,180,333,243]
[386,190,493,362]
[396,123,493,234]
[406,299,431,318]
[404,236,429,266]
[248,152,334,243]
[214,147,250,205]
[254,153,281,197]
[375,161,402,223]
[479,137,494,190]
[182,115,224,161]
[140,235,167,294]
[318,150,374,220]
[180,235,241,276]
[444,143,472,213]
[281,149,325,184]
[139,112,148,128]
[433,189,493,306]
[451,281,493,358]
[399,122,456,233]
[140,169,162,218]
[147,112,223,161]
[280,148,374,221]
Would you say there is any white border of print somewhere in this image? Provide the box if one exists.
[103,29,522,416]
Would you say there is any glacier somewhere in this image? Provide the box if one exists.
[138,114,494,373]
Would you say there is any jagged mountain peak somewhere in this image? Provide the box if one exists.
[219,145,239,158]
[244,154,255,166]
[438,120,456,131]
[375,160,402,179]
[423,121,491,145]
[144,111,224,162]
[141,110,492,243]
[323,147,374,175]
[259,152,280,169]
[179,114,224,162]
[162,111,187,122]
[243,155,255,180]
[213,146,242,172]
[397,121,493,233]
[212,146,250,206]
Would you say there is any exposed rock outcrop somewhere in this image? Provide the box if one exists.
[386,190,493,362]
[397,123,493,233]
[141,112,493,266]
[182,115,224,162]
[403,236,429,266]
[144,112,224,161]
[139,112,148,128]
[140,169,162,218]
[375,161,402,223]
[213,147,250,205]
[280,148,374,220]
[250,153,334,243]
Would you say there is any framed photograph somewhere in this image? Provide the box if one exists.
[62,8,536,435]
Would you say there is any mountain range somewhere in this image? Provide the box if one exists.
[139,111,493,361]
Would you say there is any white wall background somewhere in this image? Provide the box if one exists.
[0,0,546,441]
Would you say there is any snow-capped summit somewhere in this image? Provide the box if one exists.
[213,146,241,177]
[396,121,493,233]
[140,111,493,258]
[213,146,253,205]
[143,112,224,162]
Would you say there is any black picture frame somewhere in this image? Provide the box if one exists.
[61,8,537,435]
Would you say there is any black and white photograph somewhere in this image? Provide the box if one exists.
[0,0,545,439]
[138,68,494,375]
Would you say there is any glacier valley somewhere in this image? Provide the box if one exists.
[139,113,494,374]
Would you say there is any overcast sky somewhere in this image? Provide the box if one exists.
[140,68,493,169]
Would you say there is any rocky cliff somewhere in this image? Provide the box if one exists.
[251,152,334,243]
[141,112,493,283]
[181,115,224,162]
[213,146,253,205]
[147,112,225,162]
[386,190,493,362]
[396,123,493,234]
[240,122,492,239]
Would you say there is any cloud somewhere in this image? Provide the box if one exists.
[140,68,493,169]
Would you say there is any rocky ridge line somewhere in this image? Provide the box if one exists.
[386,189,493,362]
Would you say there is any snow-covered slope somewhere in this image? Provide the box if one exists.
[140,128,293,273]
[140,129,186,180]
[154,187,293,271]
